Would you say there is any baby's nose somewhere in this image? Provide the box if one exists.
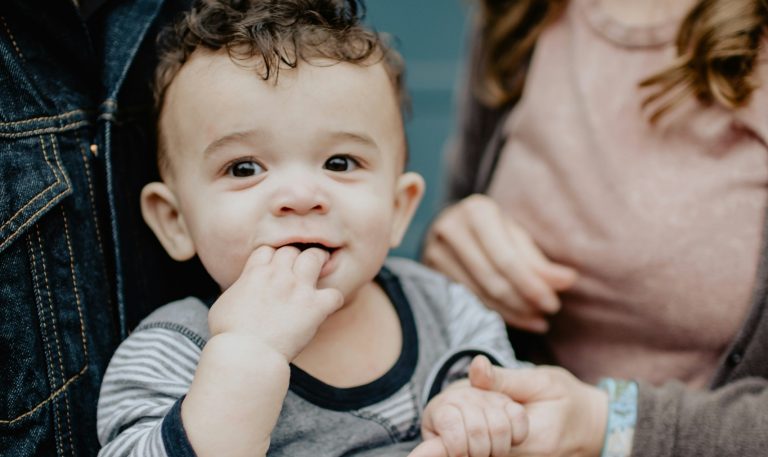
[270,181,329,216]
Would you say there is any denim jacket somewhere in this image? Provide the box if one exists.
[0,1,215,455]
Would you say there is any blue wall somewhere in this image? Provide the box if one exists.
[365,1,471,259]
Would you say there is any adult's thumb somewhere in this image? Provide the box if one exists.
[469,356,549,403]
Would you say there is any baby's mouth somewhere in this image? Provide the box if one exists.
[285,242,338,255]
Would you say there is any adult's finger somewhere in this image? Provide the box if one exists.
[433,210,513,302]
[470,358,554,403]
[424,240,487,300]
[426,241,549,332]
[469,355,529,445]
[509,225,578,291]
[466,201,563,314]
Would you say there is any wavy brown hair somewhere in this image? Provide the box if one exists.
[154,0,406,171]
[476,0,768,122]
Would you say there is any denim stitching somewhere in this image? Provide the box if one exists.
[0,365,88,425]
[0,224,88,425]
[27,230,63,456]
[0,110,83,128]
[64,389,75,457]
[24,231,57,416]
[35,224,66,457]
[0,120,90,138]
[0,221,90,426]
[75,131,105,259]
[60,203,90,364]
[49,134,72,188]
[0,136,68,252]
[58,207,81,456]
[0,14,25,61]
[0,136,60,233]
[74,131,114,314]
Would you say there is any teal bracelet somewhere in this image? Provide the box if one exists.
[597,378,638,457]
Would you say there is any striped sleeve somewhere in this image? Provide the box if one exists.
[96,327,201,457]
[421,282,523,403]
[445,282,520,368]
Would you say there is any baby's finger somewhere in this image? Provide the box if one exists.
[243,245,275,271]
[462,405,491,457]
[431,405,468,457]
[505,401,528,445]
[293,247,329,282]
[407,438,449,457]
[313,288,344,317]
[272,245,300,271]
[484,405,512,457]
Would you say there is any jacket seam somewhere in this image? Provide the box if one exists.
[0,120,90,138]
[0,109,85,129]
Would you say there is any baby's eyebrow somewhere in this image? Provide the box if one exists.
[203,129,268,157]
[326,131,376,147]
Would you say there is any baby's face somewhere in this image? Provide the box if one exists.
[158,50,422,299]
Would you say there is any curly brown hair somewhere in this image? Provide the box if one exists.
[154,0,407,171]
[476,0,768,123]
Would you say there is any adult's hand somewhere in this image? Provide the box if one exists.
[423,194,577,333]
[468,356,608,457]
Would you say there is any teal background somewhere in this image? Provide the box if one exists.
[365,1,472,259]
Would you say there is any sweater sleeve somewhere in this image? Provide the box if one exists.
[97,327,201,457]
[631,377,768,457]
[444,282,520,368]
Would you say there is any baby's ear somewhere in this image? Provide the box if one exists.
[390,172,425,248]
[140,182,196,261]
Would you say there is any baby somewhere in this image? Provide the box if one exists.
[96,1,526,456]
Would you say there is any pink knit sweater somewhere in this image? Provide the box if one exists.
[487,0,768,386]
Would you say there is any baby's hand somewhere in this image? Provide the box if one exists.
[207,245,343,361]
[412,379,528,457]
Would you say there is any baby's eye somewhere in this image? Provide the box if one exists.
[324,155,359,172]
[227,160,264,178]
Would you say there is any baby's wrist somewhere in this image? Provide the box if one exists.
[206,332,290,368]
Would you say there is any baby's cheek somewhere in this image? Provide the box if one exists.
[197,241,248,291]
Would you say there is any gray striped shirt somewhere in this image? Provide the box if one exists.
[97,258,519,457]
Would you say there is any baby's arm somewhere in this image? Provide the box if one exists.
[182,246,343,456]
[97,246,342,457]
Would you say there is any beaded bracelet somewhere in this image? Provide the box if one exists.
[597,378,638,457]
